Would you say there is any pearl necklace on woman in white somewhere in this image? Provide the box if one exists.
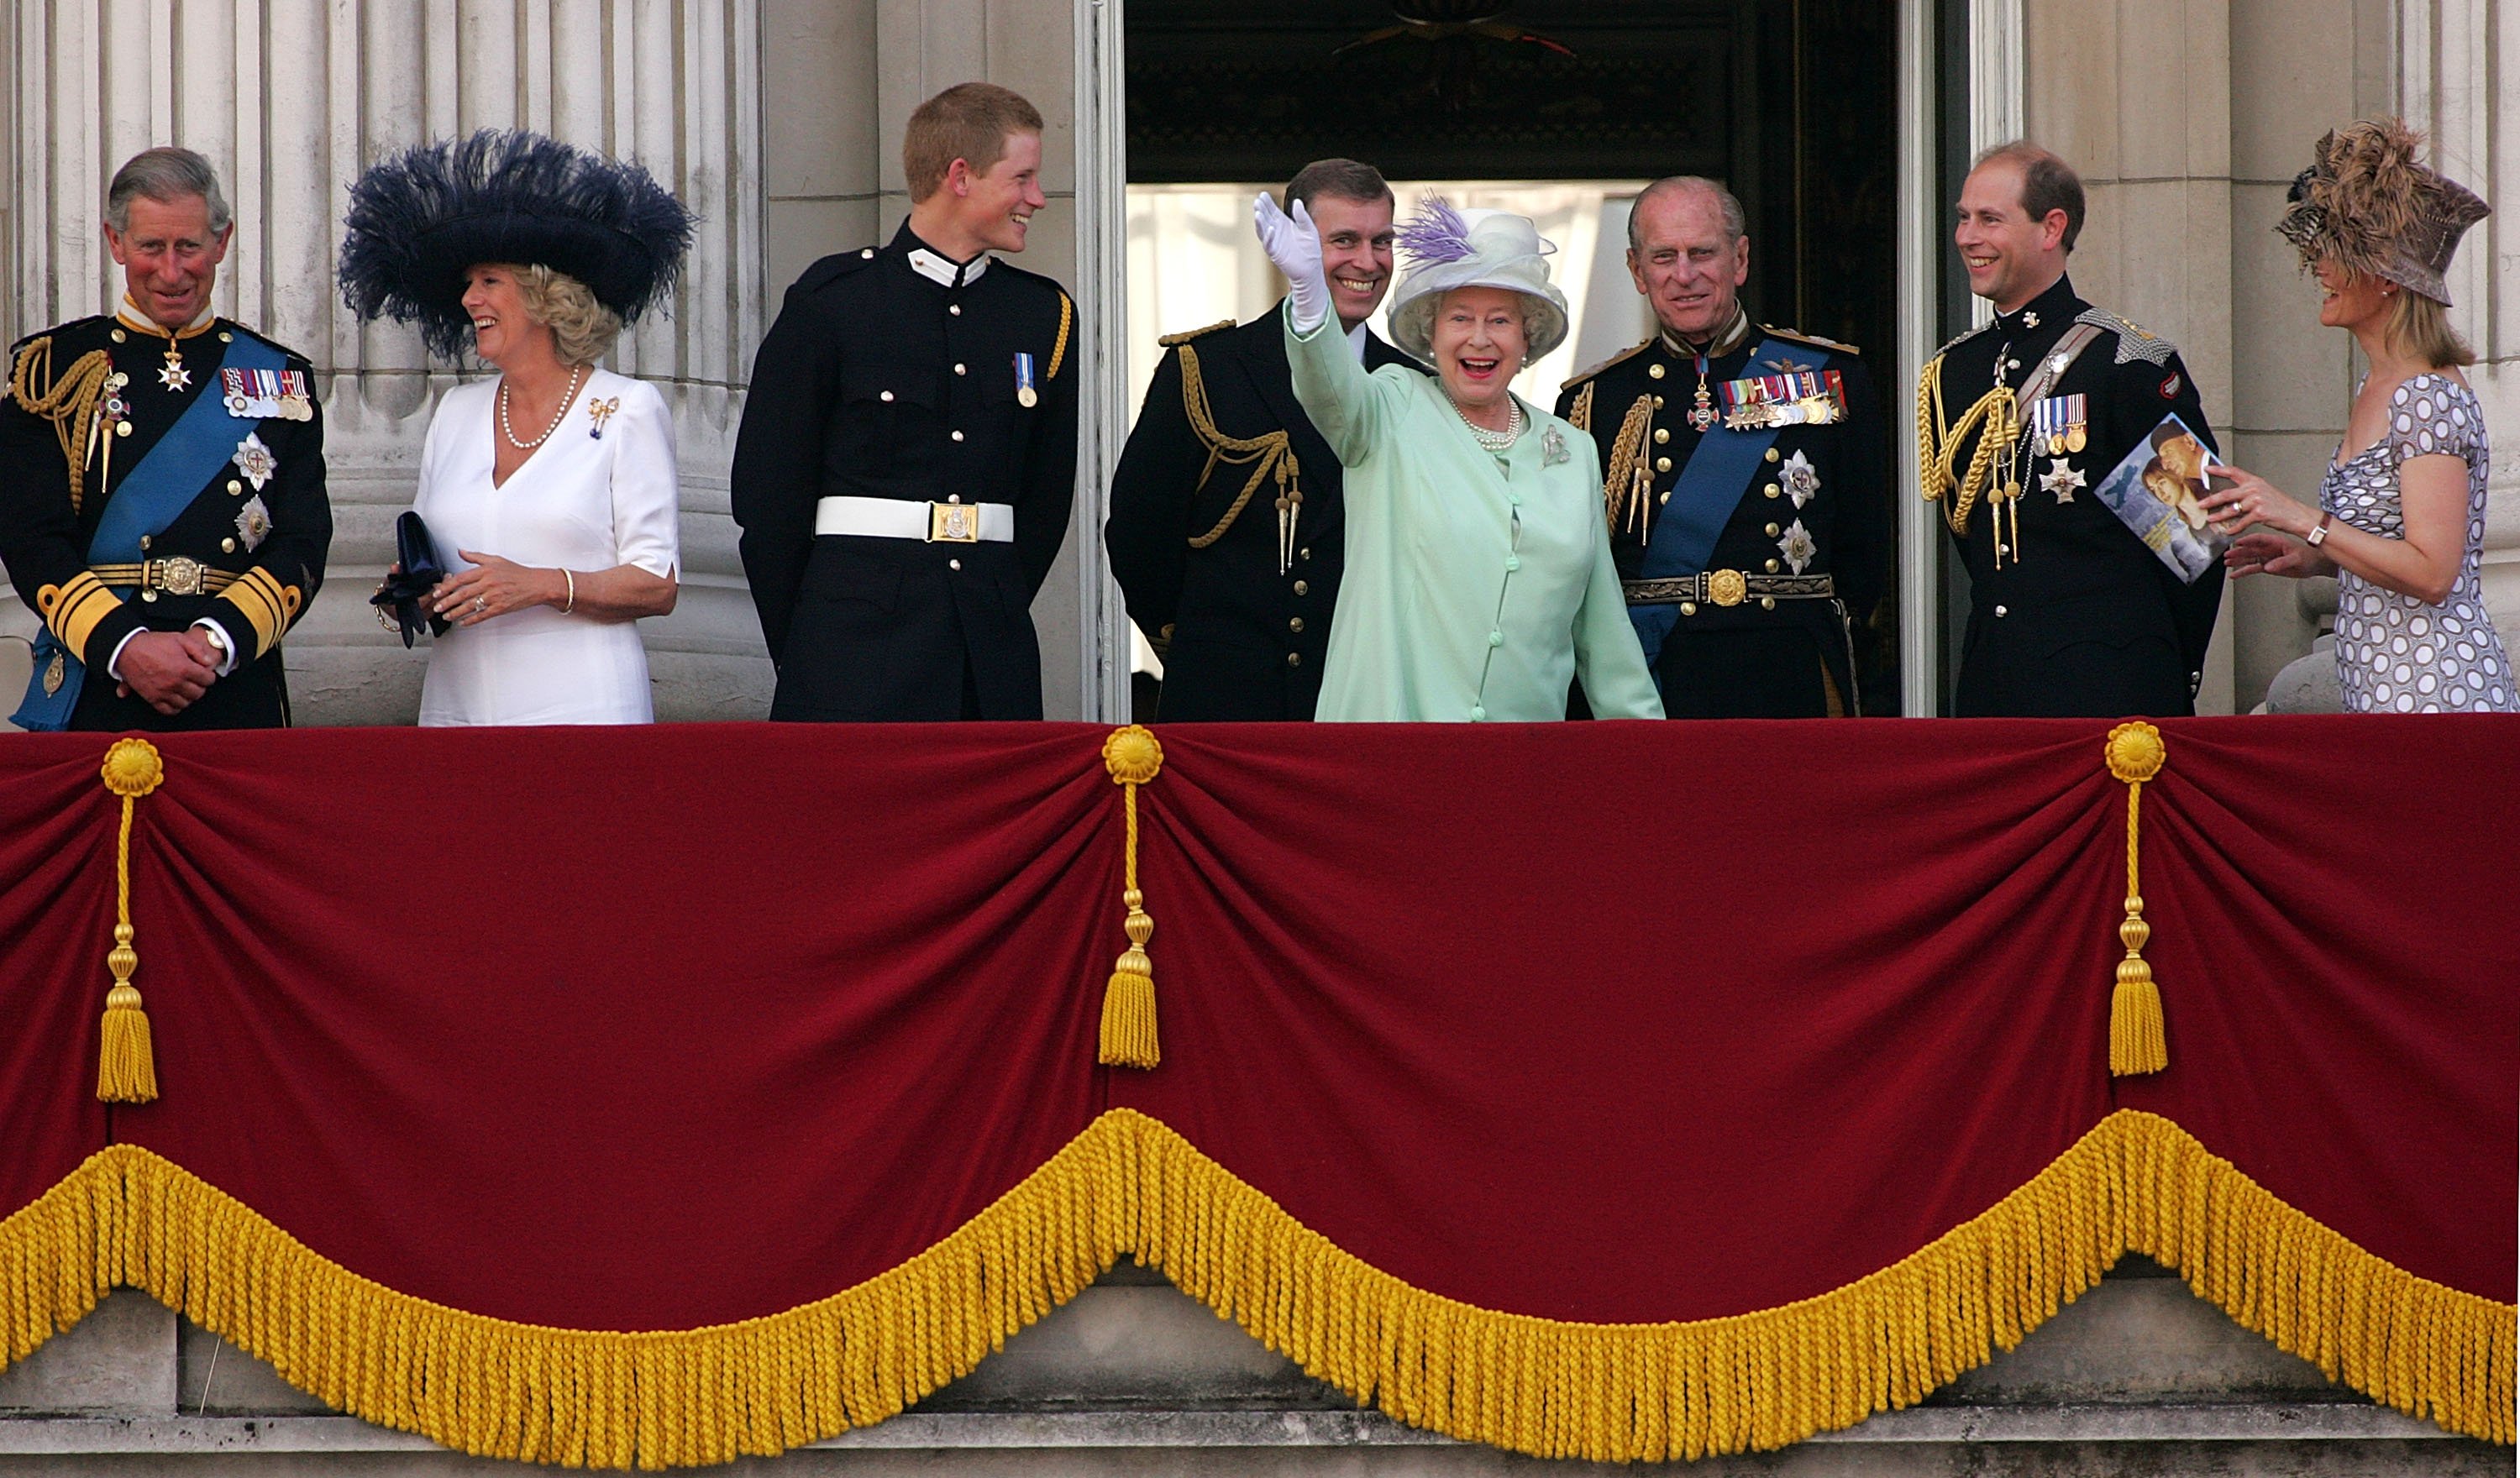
[497,362,589,450]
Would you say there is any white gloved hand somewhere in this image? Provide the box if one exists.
[1253,192,1332,334]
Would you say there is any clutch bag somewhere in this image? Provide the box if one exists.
[370,511,453,647]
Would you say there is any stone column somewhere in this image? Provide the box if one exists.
[3,0,766,726]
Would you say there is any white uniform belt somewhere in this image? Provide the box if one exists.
[814,495,1014,543]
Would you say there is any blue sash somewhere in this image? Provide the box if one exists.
[1627,336,1795,674]
[13,332,286,730]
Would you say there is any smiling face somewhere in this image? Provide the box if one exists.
[1954,159,2066,313]
[948,129,1047,257]
[2313,257,2395,333]
[1431,286,1528,417]
[1306,192,1395,328]
[1626,186,1747,343]
[460,265,556,371]
[104,193,231,331]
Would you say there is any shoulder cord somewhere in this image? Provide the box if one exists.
[1602,394,1656,540]
[1916,356,2015,538]
[7,338,115,516]
[1177,343,1302,551]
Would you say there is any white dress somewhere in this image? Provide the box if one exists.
[413,369,680,726]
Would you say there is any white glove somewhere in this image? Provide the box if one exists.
[1253,193,1332,334]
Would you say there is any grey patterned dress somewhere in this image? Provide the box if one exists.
[2322,374,2516,712]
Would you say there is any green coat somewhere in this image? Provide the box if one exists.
[1285,308,1662,722]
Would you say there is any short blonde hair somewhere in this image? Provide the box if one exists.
[514,264,622,367]
[902,83,1042,203]
[2391,288,2476,369]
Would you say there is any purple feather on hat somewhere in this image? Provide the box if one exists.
[1395,196,1475,267]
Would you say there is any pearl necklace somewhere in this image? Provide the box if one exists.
[1456,396,1525,453]
[497,364,589,450]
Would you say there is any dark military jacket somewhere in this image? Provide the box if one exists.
[0,312,329,730]
[731,222,1078,721]
[1105,307,1415,721]
[1924,275,2223,717]
[1555,318,1888,717]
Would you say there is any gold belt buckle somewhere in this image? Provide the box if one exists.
[153,556,207,596]
[1706,569,1748,607]
[927,502,980,542]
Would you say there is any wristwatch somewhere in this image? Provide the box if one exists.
[196,621,233,668]
[2307,513,2334,547]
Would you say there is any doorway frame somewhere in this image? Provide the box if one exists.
[1069,0,2000,721]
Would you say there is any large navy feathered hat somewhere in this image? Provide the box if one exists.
[339,129,696,359]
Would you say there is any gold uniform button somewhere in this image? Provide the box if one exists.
[953,363,967,375]
[1658,490,1671,505]
[227,480,243,495]
[110,329,126,343]
[1765,448,1781,464]
[951,430,964,442]
[1764,558,1782,573]
[116,421,132,437]
[138,535,151,551]
[1764,483,1781,499]
[879,390,895,402]
[1760,595,1777,610]
[1288,616,1305,633]
[1299,547,1312,561]
[222,537,237,553]
[1653,427,1670,445]
[218,332,233,343]
[1647,363,1666,380]
[1293,579,1309,595]
[949,304,962,316]
[1656,456,1672,473]
[1764,522,1780,537]
[947,494,962,504]
[1678,600,1698,616]
[1651,395,1665,410]
[140,589,158,602]
[948,558,962,571]
[1286,652,1302,668]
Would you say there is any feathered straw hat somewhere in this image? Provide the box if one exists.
[2276,118,2489,306]
[1385,198,1570,364]
[339,129,696,359]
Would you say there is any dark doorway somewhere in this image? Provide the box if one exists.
[1124,0,1905,707]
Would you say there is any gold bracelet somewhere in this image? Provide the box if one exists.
[561,568,575,614]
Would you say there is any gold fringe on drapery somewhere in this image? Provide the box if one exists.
[0,1109,2506,1468]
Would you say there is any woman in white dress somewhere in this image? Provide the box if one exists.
[2199,118,2512,712]
[339,129,694,724]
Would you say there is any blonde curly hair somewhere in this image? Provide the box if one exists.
[512,264,622,367]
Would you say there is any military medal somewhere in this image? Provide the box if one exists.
[1719,369,1846,432]
[1014,351,1038,409]
[2041,460,2086,504]
[234,495,273,551]
[232,432,277,491]
[1777,518,1816,574]
[42,650,65,696]
[156,343,192,392]
[219,367,315,421]
[2029,393,2087,457]
[1779,449,1821,507]
[88,373,132,490]
[1686,351,1719,432]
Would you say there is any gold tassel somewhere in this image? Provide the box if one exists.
[2104,722,2168,1076]
[1099,726,1165,1069]
[96,738,165,1103]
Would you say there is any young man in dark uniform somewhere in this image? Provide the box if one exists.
[1923,142,2223,716]
[1556,176,1888,717]
[0,148,330,732]
[732,83,1077,721]
[1104,159,1414,721]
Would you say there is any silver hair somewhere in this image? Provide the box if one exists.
[1628,176,1746,251]
[106,148,233,235]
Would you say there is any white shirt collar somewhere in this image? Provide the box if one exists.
[116,294,217,336]
[906,246,990,289]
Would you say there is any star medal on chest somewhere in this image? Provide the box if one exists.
[232,432,277,491]
[586,396,621,439]
[1779,449,1822,508]
[234,495,273,552]
[1014,351,1038,409]
[2040,460,2086,504]
[156,341,192,392]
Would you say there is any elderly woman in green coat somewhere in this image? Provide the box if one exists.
[1254,193,1662,722]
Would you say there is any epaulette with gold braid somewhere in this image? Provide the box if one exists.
[1158,318,1236,349]
[1762,324,1861,356]
[5,336,115,516]
[1560,337,1653,392]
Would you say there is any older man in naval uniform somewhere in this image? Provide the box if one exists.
[732,82,1077,721]
[0,146,330,731]
[1923,141,2223,716]
[1105,159,1415,721]
[1556,176,1888,717]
